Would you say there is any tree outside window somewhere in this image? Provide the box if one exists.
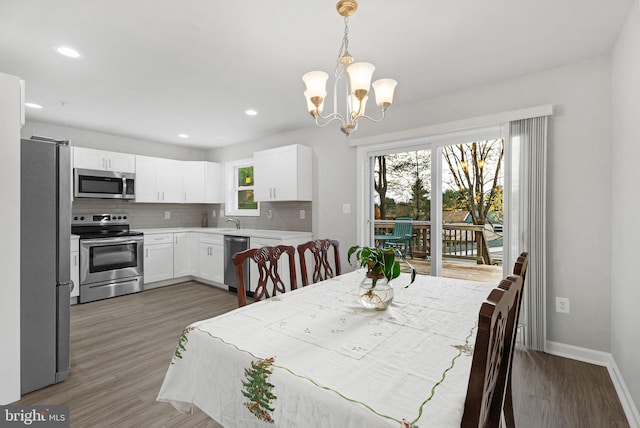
[225,159,260,216]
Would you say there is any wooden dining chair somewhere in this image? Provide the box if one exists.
[297,239,341,286]
[232,245,297,307]
[461,274,524,428]
[500,251,529,428]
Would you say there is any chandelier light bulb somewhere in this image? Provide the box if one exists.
[347,62,375,97]
[349,94,368,119]
[302,71,329,98]
[304,90,325,117]
[372,79,397,109]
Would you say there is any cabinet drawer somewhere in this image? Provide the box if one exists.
[199,233,224,245]
[144,233,173,245]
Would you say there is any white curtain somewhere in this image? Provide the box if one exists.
[509,116,547,351]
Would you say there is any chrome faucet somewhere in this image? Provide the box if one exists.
[226,217,241,229]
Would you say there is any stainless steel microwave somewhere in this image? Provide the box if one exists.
[74,168,135,199]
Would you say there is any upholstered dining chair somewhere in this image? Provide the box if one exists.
[500,251,530,428]
[461,275,524,428]
[297,239,341,286]
[232,245,297,307]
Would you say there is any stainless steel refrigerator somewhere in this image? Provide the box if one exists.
[20,136,71,394]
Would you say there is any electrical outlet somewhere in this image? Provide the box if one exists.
[555,297,570,314]
[266,209,272,219]
[299,210,305,219]
[220,209,224,217]
[342,203,351,214]
[212,209,216,218]
[164,211,171,219]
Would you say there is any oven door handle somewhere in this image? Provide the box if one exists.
[81,237,142,246]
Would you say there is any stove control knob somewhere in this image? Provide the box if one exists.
[118,216,122,219]
[80,216,85,220]
[123,215,127,220]
[73,216,78,221]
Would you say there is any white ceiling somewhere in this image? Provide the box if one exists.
[0,0,633,148]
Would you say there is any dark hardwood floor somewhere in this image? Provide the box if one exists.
[16,281,629,427]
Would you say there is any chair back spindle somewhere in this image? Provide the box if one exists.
[232,245,297,307]
[297,239,341,286]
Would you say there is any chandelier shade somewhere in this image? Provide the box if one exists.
[302,0,397,136]
[372,79,398,109]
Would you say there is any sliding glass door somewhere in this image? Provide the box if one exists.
[362,127,506,281]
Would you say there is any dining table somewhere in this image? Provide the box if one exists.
[157,270,496,427]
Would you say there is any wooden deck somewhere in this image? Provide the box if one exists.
[400,256,504,284]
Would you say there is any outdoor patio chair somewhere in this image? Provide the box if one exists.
[384,217,414,259]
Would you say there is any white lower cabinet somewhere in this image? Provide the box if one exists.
[197,234,224,284]
[174,232,196,277]
[70,236,80,300]
[141,231,311,291]
[144,234,174,283]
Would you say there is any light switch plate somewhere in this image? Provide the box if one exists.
[164,211,171,219]
[342,203,351,214]
[299,210,305,219]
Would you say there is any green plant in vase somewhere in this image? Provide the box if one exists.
[347,246,416,310]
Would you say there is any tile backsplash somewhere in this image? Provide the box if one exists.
[72,200,312,232]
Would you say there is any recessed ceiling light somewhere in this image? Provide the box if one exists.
[25,102,43,109]
[178,134,189,139]
[55,46,81,58]
[244,109,258,116]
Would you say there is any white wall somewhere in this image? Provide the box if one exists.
[0,72,22,404]
[22,121,208,161]
[212,56,614,353]
[611,0,640,412]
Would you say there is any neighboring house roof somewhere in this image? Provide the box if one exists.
[442,210,469,223]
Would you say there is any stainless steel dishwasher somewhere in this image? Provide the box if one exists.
[224,235,250,295]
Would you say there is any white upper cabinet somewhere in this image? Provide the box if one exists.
[135,155,183,203]
[183,161,222,204]
[254,144,312,201]
[73,147,135,173]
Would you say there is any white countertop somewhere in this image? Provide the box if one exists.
[136,227,312,240]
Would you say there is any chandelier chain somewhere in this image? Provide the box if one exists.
[334,16,350,76]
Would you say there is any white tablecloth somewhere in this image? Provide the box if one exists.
[157,271,495,427]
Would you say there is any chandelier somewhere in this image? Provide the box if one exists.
[302,0,397,136]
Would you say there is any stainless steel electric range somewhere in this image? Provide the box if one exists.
[71,213,144,303]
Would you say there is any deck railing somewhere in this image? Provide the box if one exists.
[374,220,497,265]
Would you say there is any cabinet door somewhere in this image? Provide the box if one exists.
[156,158,183,203]
[135,155,158,202]
[173,232,193,277]
[204,162,222,203]
[254,144,311,201]
[253,149,277,201]
[107,152,135,173]
[144,243,174,283]
[197,242,215,281]
[73,147,108,170]
[183,162,206,203]
[211,243,224,283]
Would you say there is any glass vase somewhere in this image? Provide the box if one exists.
[359,273,393,310]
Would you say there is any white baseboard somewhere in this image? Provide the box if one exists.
[608,356,640,428]
[545,340,611,366]
[546,340,640,428]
